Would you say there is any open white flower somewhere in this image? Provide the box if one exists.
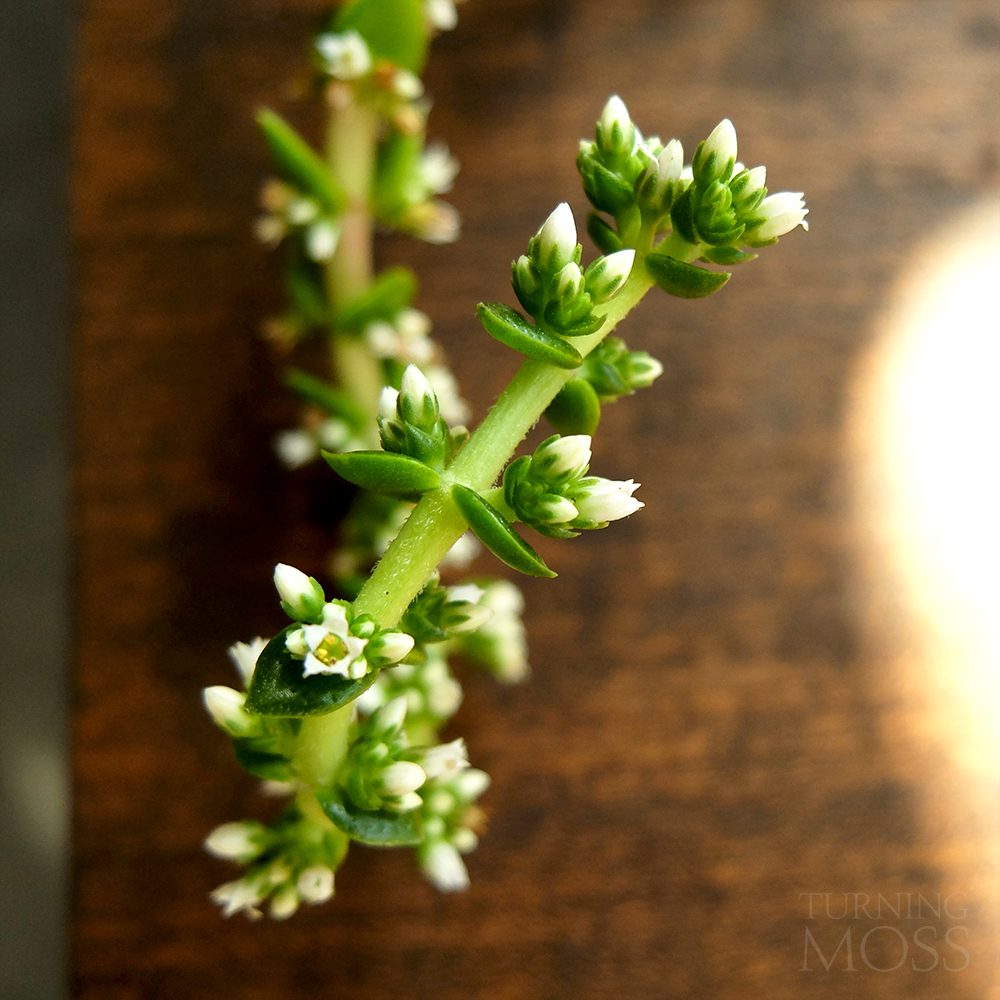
[571,478,643,523]
[745,191,809,242]
[287,602,368,679]
[227,636,268,686]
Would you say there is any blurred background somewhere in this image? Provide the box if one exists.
[2,1,998,998]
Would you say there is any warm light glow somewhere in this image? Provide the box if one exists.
[850,193,1000,780]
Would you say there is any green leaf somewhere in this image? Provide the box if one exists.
[669,187,697,245]
[451,484,557,578]
[245,626,379,717]
[283,368,369,431]
[476,302,582,369]
[373,132,423,220]
[587,212,624,254]
[335,0,428,74]
[256,109,345,215]
[232,740,295,781]
[645,253,730,299]
[545,378,601,436]
[336,266,418,332]
[701,245,758,266]
[323,450,442,501]
[316,787,423,846]
[285,257,330,326]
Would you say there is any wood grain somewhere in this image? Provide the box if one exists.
[74,1,1000,997]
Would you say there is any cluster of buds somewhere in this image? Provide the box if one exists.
[417,767,491,892]
[254,178,341,263]
[457,579,530,683]
[400,574,495,645]
[275,564,414,680]
[273,414,363,469]
[512,203,635,338]
[578,95,808,258]
[378,364,467,469]
[364,307,435,365]
[502,434,643,539]
[577,336,664,403]
[357,645,464,734]
[206,809,345,920]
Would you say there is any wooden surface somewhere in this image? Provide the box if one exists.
[73,1,1000,997]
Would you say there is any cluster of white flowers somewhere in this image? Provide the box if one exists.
[273,415,364,470]
[364,308,435,364]
[254,179,341,262]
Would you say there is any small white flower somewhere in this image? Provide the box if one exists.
[273,429,319,469]
[451,827,479,853]
[420,143,460,195]
[538,494,580,524]
[210,878,266,919]
[423,365,470,425]
[421,840,470,892]
[296,864,335,904]
[269,885,300,920]
[227,637,268,686]
[378,385,400,422]
[425,0,459,31]
[554,261,584,300]
[447,584,485,605]
[536,202,577,271]
[378,761,427,797]
[253,215,286,247]
[315,30,372,80]
[202,686,254,736]
[587,249,635,303]
[285,628,308,656]
[204,822,267,862]
[305,219,340,262]
[400,364,437,418]
[746,191,809,241]
[411,200,460,243]
[395,791,424,812]
[286,198,318,225]
[742,165,766,194]
[370,630,415,664]
[299,602,368,678]
[426,675,462,717]
[628,355,663,388]
[702,118,738,171]
[420,738,469,780]
[537,434,592,479]
[447,601,493,635]
[374,695,409,734]
[259,779,298,798]
[273,563,324,618]
[572,478,643,522]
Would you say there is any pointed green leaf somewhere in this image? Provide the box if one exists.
[316,787,423,846]
[669,187,697,245]
[645,252,730,299]
[245,625,379,717]
[257,109,345,215]
[283,369,369,431]
[232,739,295,781]
[702,245,758,266]
[476,302,582,369]
[335,0,428,74]
[285,257,331,326]
[451,484,557,578]
[336,266,418,332]
[587,212,624,254]
[323,450,442,501]
[545,378,602,436]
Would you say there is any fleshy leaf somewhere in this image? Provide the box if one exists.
[587,212,624,254]
[476,302,582,369]
[245,625,378,717]
[323,450,442,501]
[257,109,345,215]
[545,377,602,436]
[335,0,428,74]
[702,245,758,266]
[645,253,730,299]
[283,368,369,430]
[336,266,418,332]
[316,787,423,846]
[451,484,557,578]
[232,740,295,781]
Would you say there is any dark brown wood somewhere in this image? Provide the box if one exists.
[74,1,1000,997]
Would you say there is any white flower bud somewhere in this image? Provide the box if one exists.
[374,695,409,735]
[554,260,584,300]
[702,118,738,171]
[203,821,267,862]
[285,627,308,656]
[451,827,479,853]
[656,139,684,195]
[538,495,579,524]
[286,198,318,225]
[273,563,325,620]
[746,191,809,241]
[400,363,439,426]
[572,478,643,522]
[210,878,266,919]
[536,434,592,479]
[394,791,424,812]
[305,219,340,262]
[445,601,494,635]
[296,864,335,904]
[370,631,415,664]
[420,738,469,780]
[227,637,267,686]
[202,686,254,736]
[420,143,459,195]
[378,761,427,797]
[273,429,318,469]
[392,68,424,101]
[421,840,470,892]
[315,30,372,80]
[536,202,577,271]
[453,768,491,801]
[426,676,462,718]
[447,584,484,605]
[425,0,459,31]
[587,249,635,303]
[628,355,664,389]
[378,386,400,422]
[599,95,632,145]
[269,885,300,920]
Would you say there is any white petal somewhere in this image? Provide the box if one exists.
[422,841,470,892]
